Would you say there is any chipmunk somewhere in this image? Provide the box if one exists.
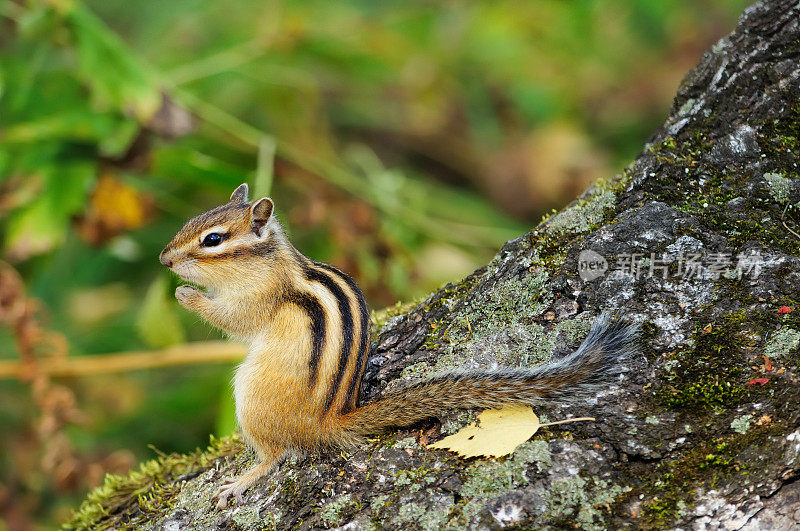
[160,183,637,509]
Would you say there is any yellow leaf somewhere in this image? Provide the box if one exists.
[428,406,596,459]
[77,175,152,244]
[93,175,147,229]
[428,406,541,458]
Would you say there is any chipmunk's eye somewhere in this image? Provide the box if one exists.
[201,233,224,247]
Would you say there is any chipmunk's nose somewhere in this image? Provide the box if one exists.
[159,249,173,268]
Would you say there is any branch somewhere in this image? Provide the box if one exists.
[0,341,246,379]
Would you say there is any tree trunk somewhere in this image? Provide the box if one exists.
[68,0,800,528]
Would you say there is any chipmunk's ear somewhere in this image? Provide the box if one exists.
[250,197,274,237]
[230,183,249,203]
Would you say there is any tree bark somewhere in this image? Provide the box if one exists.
[68,0,800,528]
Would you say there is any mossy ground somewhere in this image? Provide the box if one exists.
[66,434,243,530]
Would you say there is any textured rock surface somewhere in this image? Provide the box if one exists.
[68,1,800,529]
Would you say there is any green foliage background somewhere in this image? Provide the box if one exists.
[0,0,747,526]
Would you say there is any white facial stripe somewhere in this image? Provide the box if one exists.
[198,227,267,255]
[198,225,232,255]
[237,232,264,245]
[200,225,229,241]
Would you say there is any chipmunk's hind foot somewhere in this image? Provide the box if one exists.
[215,455,280,509]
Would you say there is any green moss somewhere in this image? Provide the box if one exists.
[545,192,616,235]
[589,168,633,197]
[372,299,421,331]
[419,268,554,370]
[674,170,784,251]
[760,96,800,172]
[230,503,265,528]
[729,414,754,435]
[655,314,755,411]
[526,223,577,269]
[662,375,743,409]
[764,327,800,360]
[448,439,630,527]
[546,477,630,530]
[641,106,800,256]
[638,298,800,527]
[419,272,481,316]
[640,422,784,527]
[319,493,360,527]
[764,172,792,204]
[65,434,243,530]
[699,441,735,469]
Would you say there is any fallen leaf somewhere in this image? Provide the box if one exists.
[417,425,440,447]
[428,406,539,458]
[747,378,770,386]
[427,406,594,458]
[756,415,772,426]
[778,306,793,314]
[761,354,773,372]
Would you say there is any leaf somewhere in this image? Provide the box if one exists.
[428,406,596,458]
[152,145,248,189]
[253,136,277,198]
[4,196,65,260]
[2,110,121,145]
[136,275,186,349]
[75,174,152,245]
[4,162,95,260]
[65,4,161,121]
[428,406,541,458]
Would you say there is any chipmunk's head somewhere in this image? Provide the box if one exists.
[159,183,280,289]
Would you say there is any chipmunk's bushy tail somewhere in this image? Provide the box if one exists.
[339,313,637,437]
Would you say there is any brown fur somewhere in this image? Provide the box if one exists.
[161,184,637,509]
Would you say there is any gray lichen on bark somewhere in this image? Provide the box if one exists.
[68,0,800,528]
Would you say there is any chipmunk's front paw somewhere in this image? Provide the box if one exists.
[175,285,204,308]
